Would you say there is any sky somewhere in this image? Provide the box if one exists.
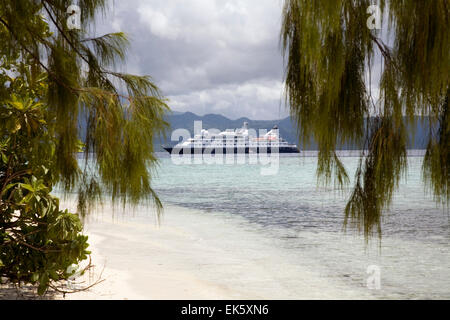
[96,0,288,120]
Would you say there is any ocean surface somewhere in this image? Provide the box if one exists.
[148,151,450,299]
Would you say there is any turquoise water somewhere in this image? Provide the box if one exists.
[150,152,450,299]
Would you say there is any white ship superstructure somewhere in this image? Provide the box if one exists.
[164,122,300,154]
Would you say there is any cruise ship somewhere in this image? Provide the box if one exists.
[163,122,300,154]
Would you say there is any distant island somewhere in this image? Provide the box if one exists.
[156,111,431,151]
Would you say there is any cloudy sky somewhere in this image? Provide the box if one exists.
[96,0,287,120]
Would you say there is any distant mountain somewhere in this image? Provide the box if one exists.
[156,112,431,151]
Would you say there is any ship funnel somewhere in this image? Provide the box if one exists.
[243,122,249,130]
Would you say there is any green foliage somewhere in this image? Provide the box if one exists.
[281,0,449,240]
[0,68,89,295]
[423,90,450,205]
[1,0,169,294]
[0,0,169,216]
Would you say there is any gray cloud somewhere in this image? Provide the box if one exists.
[95,0,288,120]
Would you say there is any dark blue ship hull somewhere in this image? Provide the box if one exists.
[163,146,300,154]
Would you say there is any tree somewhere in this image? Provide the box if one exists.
[281,0,449,240]
[0,0,168,294]
[0,59,90,295]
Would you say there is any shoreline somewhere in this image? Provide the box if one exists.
[3,196,448,299]
[60,202,371,300]
[64,210,239,300]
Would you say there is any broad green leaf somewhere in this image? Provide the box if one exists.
[1,152,8,164]
[20,183,35,193]
[31,273,39,282]
[2,182,17,193]
[37,283,47,296]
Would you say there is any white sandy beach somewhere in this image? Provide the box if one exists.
[4,194,447,300]
[59,201,372,300]
[64,206,246,300]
